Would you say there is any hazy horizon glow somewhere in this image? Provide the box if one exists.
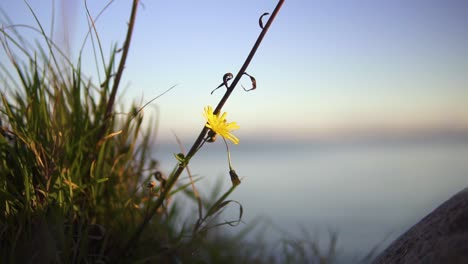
[1,0,467,142]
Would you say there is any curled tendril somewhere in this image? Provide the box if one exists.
[241,72,257,92]
[210,72,256,94]
[211,73,233,94]
[259,12,270,29]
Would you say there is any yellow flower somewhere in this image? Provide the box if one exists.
[203,105,240,144]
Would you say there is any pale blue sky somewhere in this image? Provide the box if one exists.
[1,0,467,142]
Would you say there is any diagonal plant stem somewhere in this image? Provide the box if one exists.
[99,0,139,139]
[120,0,285,257]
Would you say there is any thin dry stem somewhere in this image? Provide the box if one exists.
[119,0,285,258]
[100,0,139,139]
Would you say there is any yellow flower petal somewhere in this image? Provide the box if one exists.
[203,105,240,145]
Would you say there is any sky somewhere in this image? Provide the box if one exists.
[1,0,467,143]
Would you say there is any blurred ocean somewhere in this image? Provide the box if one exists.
[152,136,468,260]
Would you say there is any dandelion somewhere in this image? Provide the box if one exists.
[203,106,240,144]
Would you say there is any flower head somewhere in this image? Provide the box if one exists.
[203,105,240,144]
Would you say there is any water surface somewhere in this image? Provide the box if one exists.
[152,138,468,259]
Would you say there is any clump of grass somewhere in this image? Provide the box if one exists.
[0,1,162,261]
